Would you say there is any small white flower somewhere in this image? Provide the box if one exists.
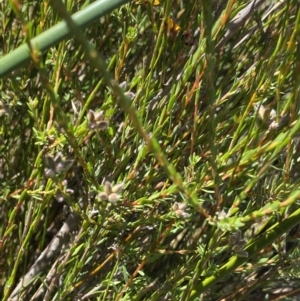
[44,152,73,178]
[108,193,121,203]
[112,183,124,194]
[105,181,112,195]
[229,231,248,258]
[236,250,248,258]
[173,202,189,218]
[229,231,241,246]
[87,110,108,130]
[98,181,124,204]
[97,192,108,201]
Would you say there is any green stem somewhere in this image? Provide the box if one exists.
[0,0,131,77]
[188,206,300,299]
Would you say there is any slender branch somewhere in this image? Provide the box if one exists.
[8,213,80,301]
[216,0,265,50]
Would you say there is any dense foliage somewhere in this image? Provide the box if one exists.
[1,0,300,300]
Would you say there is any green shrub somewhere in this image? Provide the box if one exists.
[1,0,300,300]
